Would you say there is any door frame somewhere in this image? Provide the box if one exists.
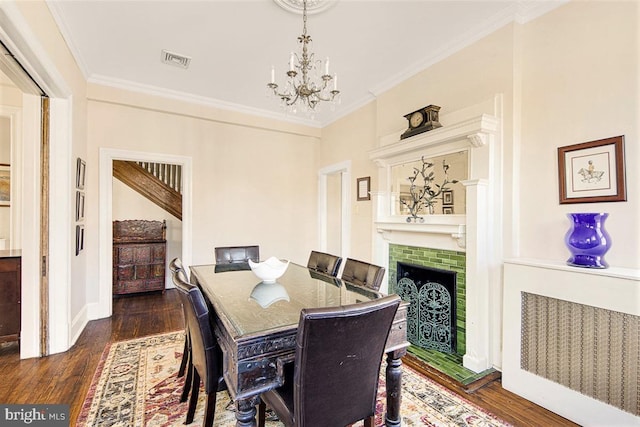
[0,2,73,358]
[317,161,351,263]
[96,148,192,318]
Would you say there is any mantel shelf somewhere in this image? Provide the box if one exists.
[375,219,466,248]
[370,114,499,165]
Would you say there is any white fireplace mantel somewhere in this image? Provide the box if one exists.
[370,114,499,167]
[369,112,501,373]
[375,217,466,249]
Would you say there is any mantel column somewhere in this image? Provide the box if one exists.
[462,179,490,372]
[371,191,390,292]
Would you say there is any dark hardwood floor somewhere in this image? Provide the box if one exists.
[0,289,578,426]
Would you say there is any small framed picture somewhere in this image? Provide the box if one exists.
[76,191,85,221]
[442,206,454,215]
[558,135,626,204]
[442,190,453,205]
[0,164,10,207]
[357,176,371,201]
[75,224,85,256]
[76,158,86,190]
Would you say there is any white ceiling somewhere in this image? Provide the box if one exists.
[46,0,564,127]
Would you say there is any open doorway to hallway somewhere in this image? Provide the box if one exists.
[98,149,192,319]
[112,160,183,293]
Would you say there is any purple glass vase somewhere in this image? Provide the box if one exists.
[564,213,611,268]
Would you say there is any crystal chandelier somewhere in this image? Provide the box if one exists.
[267,0,340,113]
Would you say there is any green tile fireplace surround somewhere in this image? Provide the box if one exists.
[389,244,486,383]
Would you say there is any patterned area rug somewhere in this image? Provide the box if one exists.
[77,332,511,426]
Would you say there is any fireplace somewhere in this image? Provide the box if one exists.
[396,262,457,354]
[370,110,502,373]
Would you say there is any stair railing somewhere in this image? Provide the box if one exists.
[137,162,182,193]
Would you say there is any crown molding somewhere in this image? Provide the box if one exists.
[88,74,322,128]
[514,0,569,24]
[46,0,90,80]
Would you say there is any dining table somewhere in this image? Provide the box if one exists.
[190,262,409,427]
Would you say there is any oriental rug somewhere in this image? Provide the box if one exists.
[77,331,511,427]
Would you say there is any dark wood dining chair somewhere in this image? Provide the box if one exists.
[258,294,401,427]
[306,250,342,277]
[169,257,192,402]
[174,271,227,427]
[340,257,386,291]
[214,245,260,264]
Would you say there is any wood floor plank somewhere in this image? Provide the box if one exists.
[0,289,578,426]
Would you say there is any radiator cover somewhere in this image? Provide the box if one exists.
[521,292,639,416]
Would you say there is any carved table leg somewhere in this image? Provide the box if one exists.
[384,349,406,427]
[235,396,260,427]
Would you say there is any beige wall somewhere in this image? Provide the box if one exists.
[320,102,378,259]
[519,1,638,267]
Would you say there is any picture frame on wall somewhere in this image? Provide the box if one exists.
[75,224,85,256]
[557,135,626,204]
[442,190,453,205]
[76,191,85,221]
[357,176,371,201]
[76,157,86,190]
[442,206,454,215]
[0,164,10,207]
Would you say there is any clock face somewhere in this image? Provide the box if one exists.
[410,111,424,128]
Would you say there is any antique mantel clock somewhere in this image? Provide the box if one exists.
[400,104,442,140]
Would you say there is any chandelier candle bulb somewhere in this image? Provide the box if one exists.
[325,57,329,75]
[271,66,275,83]
[289,53,295,71]
[333,73,337,90]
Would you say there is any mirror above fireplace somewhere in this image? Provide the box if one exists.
[391,150,468,217]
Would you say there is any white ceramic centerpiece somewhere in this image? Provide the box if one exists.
[248,256,290,283]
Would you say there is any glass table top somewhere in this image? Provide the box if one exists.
[190,262,383,338]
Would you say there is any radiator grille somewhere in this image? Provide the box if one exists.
[521,292,639,415]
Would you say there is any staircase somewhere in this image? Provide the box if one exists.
[113,160,182,220]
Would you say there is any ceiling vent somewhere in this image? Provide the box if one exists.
[161,50,191,69]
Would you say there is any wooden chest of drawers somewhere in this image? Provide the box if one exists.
[0,254,21,343]
[113,220,166,295]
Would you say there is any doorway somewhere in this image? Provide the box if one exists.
[317,161,351,265]
[98,149,192,318]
